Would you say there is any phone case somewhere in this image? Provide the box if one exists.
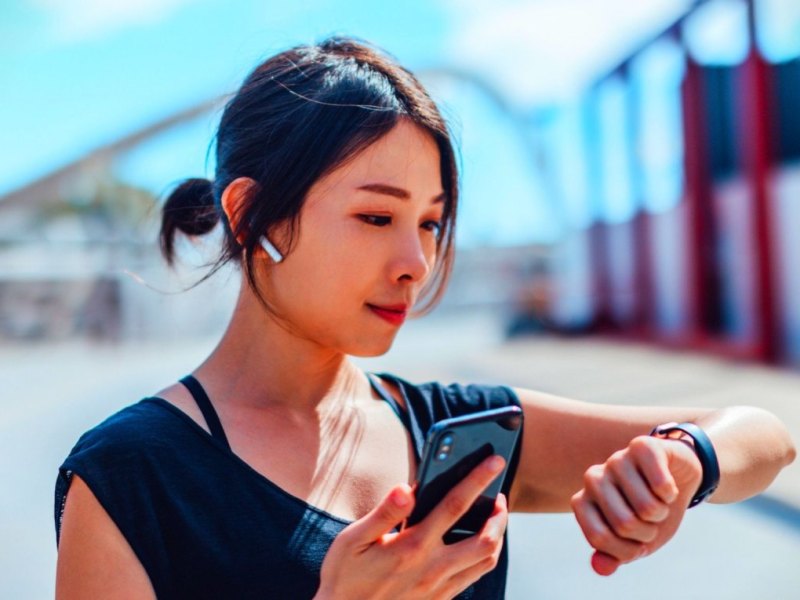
[407,406,523,544]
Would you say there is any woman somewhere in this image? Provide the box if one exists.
[54,37,796,599]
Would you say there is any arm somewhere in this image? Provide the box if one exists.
[56,475,156,600]
[508,388,796,513]
[507,388,796,575]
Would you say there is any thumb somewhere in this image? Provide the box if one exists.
[346,484,415,546]
[663,438,702,498]
[591,551,620,576]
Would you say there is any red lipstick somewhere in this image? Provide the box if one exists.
[367,303,408,326]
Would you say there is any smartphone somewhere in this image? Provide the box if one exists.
[406,406,523,544]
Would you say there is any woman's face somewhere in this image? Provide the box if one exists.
[260,120,446,356]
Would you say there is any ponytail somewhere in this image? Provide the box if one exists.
[159,178,219,265]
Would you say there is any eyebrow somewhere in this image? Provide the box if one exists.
[356,183,446,204]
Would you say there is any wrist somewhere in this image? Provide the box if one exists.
[650,422,720,508]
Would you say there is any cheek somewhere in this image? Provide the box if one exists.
[275,260,338,306]
[424,238,439,265]
[270,240,369,314]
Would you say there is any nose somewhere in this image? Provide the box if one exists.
[389,230,434,284]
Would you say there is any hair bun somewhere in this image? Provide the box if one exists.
[159,177,219,264]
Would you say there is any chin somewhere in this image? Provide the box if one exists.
[345,336,397,358]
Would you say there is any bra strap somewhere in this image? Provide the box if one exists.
[179,375,231,450]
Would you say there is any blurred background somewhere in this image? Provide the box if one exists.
[2,0,800,598]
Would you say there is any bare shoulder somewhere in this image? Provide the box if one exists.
[152,381,211,435]
[56,474,156,600]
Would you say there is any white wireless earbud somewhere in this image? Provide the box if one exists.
[259,236,284,263]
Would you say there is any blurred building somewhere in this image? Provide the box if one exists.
[539,0,800,368]
[0,98,244,342]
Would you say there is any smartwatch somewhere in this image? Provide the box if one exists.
[649,422,720,508]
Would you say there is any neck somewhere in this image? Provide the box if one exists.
[194,281,367,414]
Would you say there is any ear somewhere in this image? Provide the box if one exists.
[221,177,257,246]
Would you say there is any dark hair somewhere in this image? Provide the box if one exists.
[160,36,458,314]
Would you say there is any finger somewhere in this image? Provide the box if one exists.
[628,437,679,504]
[572,492,644,565]
[442,554,501,598]
[660,436,704,494]
[344,484,415,547]
[441,499,507,600]
[591,551,621,576]
[437,494,509,578]
[607,453,671,523]
[417,455,506,539]
[480,493,509,545]
[584,466,659,543]
[456,492,509,551]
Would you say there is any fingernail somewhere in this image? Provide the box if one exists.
[391,489,410,507]
[486,456,505,473]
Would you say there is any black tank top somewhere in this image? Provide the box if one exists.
[55,373,522,599]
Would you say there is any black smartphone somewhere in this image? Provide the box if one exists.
[406,406,523,544]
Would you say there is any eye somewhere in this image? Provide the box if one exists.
[358,214,392,227]
[422,220,443,235]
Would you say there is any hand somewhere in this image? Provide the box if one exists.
[315,456,509,600]
[570,435,703,576]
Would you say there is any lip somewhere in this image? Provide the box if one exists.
[367,303,408,326]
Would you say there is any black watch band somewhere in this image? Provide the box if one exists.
[649,422,720,508]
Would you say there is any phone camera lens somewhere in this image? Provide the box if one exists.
[436,433,454,459]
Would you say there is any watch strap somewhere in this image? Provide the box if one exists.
[649,422,720,508]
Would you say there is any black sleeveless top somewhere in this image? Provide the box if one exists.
[55,373,523,599]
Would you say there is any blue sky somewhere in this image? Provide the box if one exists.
[8,0,763,246]
[0,0,447,193]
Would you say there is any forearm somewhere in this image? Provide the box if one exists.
[696,406,796,504]
[510,389,797,512]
